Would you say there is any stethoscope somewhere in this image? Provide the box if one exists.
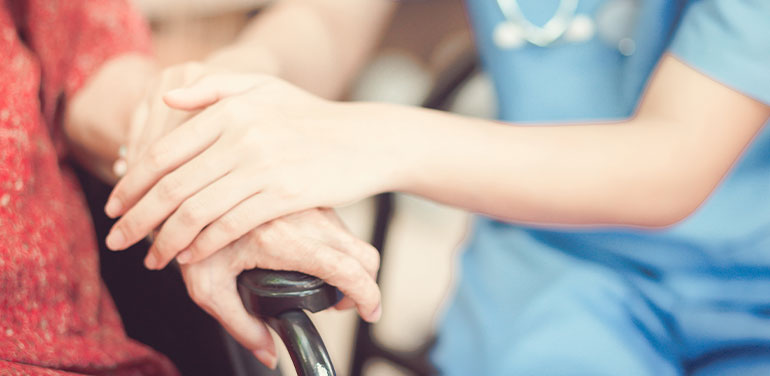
[493,0,581,48]
[493,0,639,56]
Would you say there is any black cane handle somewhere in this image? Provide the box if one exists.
[237,268,342,376]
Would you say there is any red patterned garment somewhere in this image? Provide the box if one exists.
[0,1,177,375]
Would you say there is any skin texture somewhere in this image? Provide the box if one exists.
[64,54,157,183]
[67,0,396,368]
[178,208,379,368]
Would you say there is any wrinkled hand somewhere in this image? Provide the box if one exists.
[105,73,391,270]
[179,208,381,368]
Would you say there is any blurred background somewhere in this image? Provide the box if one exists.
[88,1,499,375]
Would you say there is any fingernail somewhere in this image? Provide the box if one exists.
[253,349,277,370]
[176,250,192,264]
[370,304,382,322]
[104,198,122,218]
[105,228,126,250]
[144,252,158,270]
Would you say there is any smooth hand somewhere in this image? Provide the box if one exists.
[179,208,382,368]
[105,74,392,269]
[121,62,231,172]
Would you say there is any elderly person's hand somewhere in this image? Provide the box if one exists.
[180,207,381,368]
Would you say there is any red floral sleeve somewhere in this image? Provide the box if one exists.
[0,2,177,375]
[14,0,152,123]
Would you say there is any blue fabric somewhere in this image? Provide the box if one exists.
[433,0,770,374]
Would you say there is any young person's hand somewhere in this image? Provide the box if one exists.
[122,62,213,170]
[121,53,281,173]
[179,207,382,369]
[105,73,397,269]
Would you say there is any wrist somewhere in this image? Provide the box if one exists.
[65,54,157,181]
[339,101,430,195]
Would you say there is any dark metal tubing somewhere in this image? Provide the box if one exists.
[267,310,336,376]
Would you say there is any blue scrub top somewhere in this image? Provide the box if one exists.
[434,0,770,374]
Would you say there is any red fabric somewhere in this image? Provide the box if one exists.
[0,1,177,375]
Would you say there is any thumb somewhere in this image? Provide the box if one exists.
[182,259,279,369]
[163,73,267,111]
[213,284,279,369]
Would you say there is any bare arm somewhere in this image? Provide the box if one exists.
[378,55,770,227]
[204,0,397,98]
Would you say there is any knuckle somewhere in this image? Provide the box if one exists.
[189,234,216,258]
[177,200,203,227]
[187,278,213,308]
[248,230,284,264]
[215,214,242,236]
[154,232,186,259]
[334,257,361,284]
[151,237,173,259]
[147,144,169,172]
[312,252,338,280]
[249,228,271,249]
[185,241,206,261]
[245,228,263,245]
[192,228,228,261]
[118,216,141,240]
[157,175,183,201]
[363,244,381,272]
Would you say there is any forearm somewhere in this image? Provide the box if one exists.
[350,56,769,228]
[204,0,396,98]
[371,106,716,227]
[64,54,157,183]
